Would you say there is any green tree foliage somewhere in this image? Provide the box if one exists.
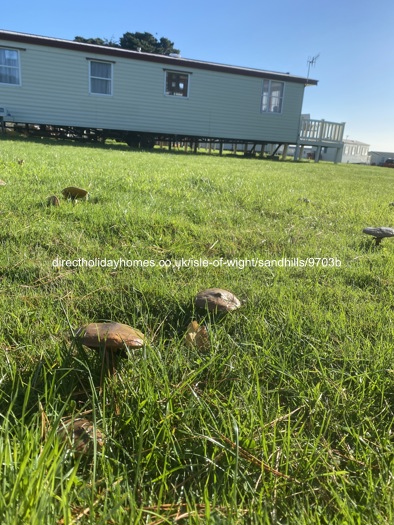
[119,32,179,54]
[74,32,180,55]
[74,36,119,47]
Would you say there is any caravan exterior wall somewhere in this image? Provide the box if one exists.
[0,31,317,144]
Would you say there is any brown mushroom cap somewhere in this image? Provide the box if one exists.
[76,322,144,350]
[195,288,241,312]
[47,195,60,206]
[62,186,88,199]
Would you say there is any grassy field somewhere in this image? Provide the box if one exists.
[1,135,394,524]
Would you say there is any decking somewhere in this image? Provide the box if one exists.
[294,118,346,162]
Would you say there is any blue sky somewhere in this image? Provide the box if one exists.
[2,0,393,151]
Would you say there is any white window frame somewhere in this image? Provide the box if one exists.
[0,48,21,86]
[89,60,113,96]
[261,79,284,114]
[164,70,190,98]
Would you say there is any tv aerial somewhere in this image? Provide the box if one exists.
[306,53,320,82]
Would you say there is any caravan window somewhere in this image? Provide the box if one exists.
[89,61,113,95]
[165,71,189,97]
[0,49,20,85]
[261,79,284,113]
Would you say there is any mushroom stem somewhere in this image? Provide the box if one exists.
[100,347,120,415]
[106,348,117,378]
[98,346,116,392]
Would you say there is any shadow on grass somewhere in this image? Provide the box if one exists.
[0,338,105,425]
[0,132,303,163]
[357,237,385,252]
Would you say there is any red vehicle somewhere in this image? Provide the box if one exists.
[383,158,394,167]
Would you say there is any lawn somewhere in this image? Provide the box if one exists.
[1,135,394,524]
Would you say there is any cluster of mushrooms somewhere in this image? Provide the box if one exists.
[57,287,241,456]
[47,186,89,206]
[42,188,394,451]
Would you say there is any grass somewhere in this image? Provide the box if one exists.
[1,134,394,523]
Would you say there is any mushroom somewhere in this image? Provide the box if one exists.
[195,288,241,313]
[76,321,144,379]
[185,321,210,351]
[0,179,6,186]
[47,195,60,206]
[57,417,104,457]
[363,227,394,245]
[62,186,89,200]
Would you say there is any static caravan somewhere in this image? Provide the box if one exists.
[0,30,317,148]
[311,138,369,164]
[369,151,394,166]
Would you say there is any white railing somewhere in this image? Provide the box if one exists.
[299,118,345,145]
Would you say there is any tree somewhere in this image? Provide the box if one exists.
[74,32,180,55]
[119,32,180,55]
[157,37,179,55]
[74,36,119,47]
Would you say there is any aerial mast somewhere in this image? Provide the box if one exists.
[306,53,320,84]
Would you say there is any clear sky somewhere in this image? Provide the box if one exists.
[2,0,393,151]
